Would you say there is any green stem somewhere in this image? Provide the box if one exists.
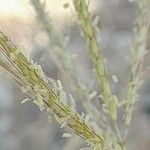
[113,122,126,150]
[73,0,117,121]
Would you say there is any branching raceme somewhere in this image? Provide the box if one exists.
[73,0,149,149]
[0,32,103,149]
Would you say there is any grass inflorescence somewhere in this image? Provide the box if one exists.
[0,0,149,149]
[0,32,104,147]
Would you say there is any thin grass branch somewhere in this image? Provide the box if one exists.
[73,0,117,121]
[124,0,150,140]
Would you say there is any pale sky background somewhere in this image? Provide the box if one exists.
[0,0,76,30]
[0,0,27,16]
[0,0,73,17]
[0,0,98,20]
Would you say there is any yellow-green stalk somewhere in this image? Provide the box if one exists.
[0,31,104,147]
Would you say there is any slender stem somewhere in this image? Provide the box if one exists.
[113,122,126,150]
[124,0,150,139]
[73,0,117,121]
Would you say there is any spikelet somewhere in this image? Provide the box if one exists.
[62,132,72,138]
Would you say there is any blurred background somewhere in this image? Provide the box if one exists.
[0,0,150,150]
